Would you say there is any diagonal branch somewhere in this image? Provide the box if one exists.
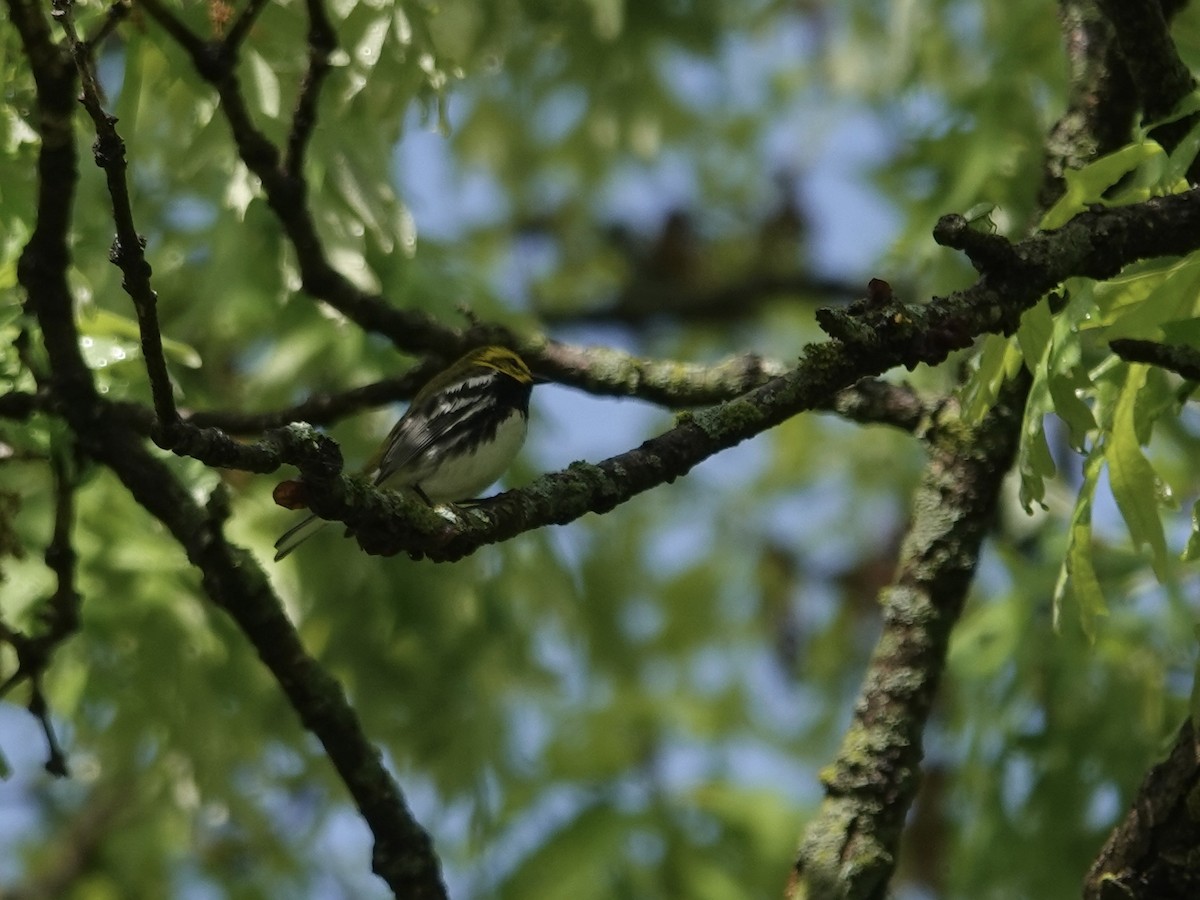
[54,0,179,426]
[224,0,271,50]
[277,190,1200,561]
[789,377,1025,899]
[88,425,449,899]
[286,0,337,176]
[1083,718,1200,899]
[1094,0,1195,124]
[82,0,129,50]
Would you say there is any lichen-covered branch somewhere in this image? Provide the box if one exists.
[276,189,1200,561]
[788,380,1024,899]
[1083,718,1200,900]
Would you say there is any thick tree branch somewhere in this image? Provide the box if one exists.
[789,378,1025,900]
[1084,718,1200,900]
[275,190,1200,561]
[1040,1,1139,207]
[1094,0,1195,124]
[8,0,92,402]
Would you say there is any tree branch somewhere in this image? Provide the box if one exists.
[789,377,1025,899]
[286,0,337,176]
[1110,337,1200,380]
[82,0,129,51]
[54,0,179,426]
[224,0,271,50]
[274,190,1200,561]
[0,450,81,777]
[11,2,449,894]
[1083,718,1200,900]
[87,424,449,898]
[1094,0,1195,124]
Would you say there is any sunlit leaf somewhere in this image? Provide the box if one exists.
[1106,364,1169,579]
[1041,141,1164,230]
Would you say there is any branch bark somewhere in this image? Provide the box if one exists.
[1084,719,1200,900]
[789,379,1025,899]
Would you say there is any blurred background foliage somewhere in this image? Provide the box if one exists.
[2,0,1199,898]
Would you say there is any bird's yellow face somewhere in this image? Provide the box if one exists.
[471,347,535,384]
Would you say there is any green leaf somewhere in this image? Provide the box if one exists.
[1182,499,1200,562]
[1101,255,1200,340]
[1015,299,1059,511]
[1053,449,1107,636]
[79,308,202,369]
[962,333,1022,423]
[1040,141,1164,229]
[1106,363,1169,580]
[245,49,282,120]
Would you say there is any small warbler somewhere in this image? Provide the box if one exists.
[274,346,537,560]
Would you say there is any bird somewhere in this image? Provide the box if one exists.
[274,346,538,560]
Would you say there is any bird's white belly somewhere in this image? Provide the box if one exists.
[419,412,528,502]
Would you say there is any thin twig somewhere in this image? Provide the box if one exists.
[1110,338,1200,381]
[53,0,179,426]
[286,0,337,176]
[0,449,80,777]
[135,0,208,59]
[224,0,271,50]
[82,0,129,51]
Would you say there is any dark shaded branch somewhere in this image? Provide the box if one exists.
[0,451,81,777]
[789,377,1025,899]
[85,424,448,898]
[224,0,271,50]
[82,0,129,51]
[1094,0,1195,124]
[1110,337,1200,380]
[54,0,179,426]
[132,0,207,58]
[1084,718,1200,900]
[0,390,40,421]
[286,0,337,176]
[8,0,92,401]
[1095,0,1199,183]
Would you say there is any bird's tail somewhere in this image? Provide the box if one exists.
[273,514,328,561]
